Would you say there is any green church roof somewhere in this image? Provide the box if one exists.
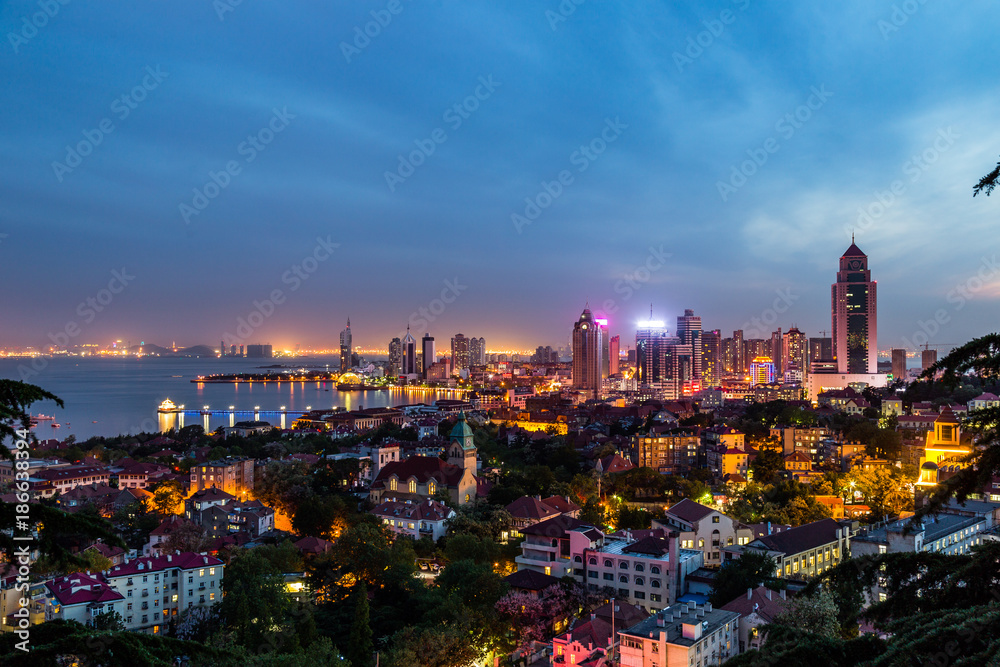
[450,412,475,449]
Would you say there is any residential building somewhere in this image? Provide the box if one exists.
[402,327,418,375]
[505,495,581,531]
[371,498,455,541]
[656,499,753,568]
[516,515,605,579]
[891,348,907,380]
[103,552,224,633]
[44,572,125,627]
[633,429,700,474]
[770,426,833,456]
[189,457,254,497]
[451,333,471,373]
[388,337,402,376]
[676,309,703,390]
[719,586,789,653]
[117,460,169,489]
[618,601,740,667]
[917,407,972,488]
[969,392,1000,413]
[701,329,722,388]
[728,518,851,580]
[30,465,110,499]
[610,335,621,376]
[583,531,704,611]
[552,601,649,667]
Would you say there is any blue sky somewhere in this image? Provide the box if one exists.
[1,0,998,353]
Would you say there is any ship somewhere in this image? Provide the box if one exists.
[157,399,179,413]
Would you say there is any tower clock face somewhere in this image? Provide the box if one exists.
[848,259,863,270]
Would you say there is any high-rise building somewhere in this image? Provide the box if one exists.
[468,336,485,367]
[732,329,745,373]
[401,327,417,375]
[808,337,833,367]
[596,319,610,378]
[388,337,402,376]
[339,319,352,372]
[676,309,703,383]
[922,349,937,372]
[572,306,602,395]
[245,344,272,358]
[832,238,878,374]
[421,334,435,375]
[451,334,470,372]
[220,340,225,357]
[749,357,776,386]
[891,348,907,380]
[636,319,669,385]
[609,335,620,375]
[782,327,807,384]
[744,339,770,368]
[770,328,783,377]
[702,329,721,388]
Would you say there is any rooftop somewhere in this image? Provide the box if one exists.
[620,602,739,647]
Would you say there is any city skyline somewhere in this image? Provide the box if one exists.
[2,3,999,351]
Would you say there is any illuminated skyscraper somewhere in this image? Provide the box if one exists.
[702,329,721,388]
[676,309,703,383]
[635,318,669,385]
[401,327,417,375]
[339,318,352,371]
[451,334,470,372]
[609,335,620,375]
[388,337,402,375]
[595,318,610,378]
[832,238,878,374]
[750,357,776,386]
[770,328,783,377]
[572,306,602,395]
[421,334,435,375]
[808,337,833,368]
[782,327,807,383]
[468,336,485,367]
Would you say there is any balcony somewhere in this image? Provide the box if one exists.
[140,591,149,598]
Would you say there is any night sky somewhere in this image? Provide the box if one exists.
[2,1,997,352]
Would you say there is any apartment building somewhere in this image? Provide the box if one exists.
[633,429,700,474]
[189,457,254,497]
[655,499,754,568]
[618,601,740,667]
[103,552,224,634]
[726,518,851,580]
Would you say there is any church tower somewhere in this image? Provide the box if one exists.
[447,412,477,472]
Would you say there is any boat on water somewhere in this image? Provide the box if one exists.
[157,399,179,413]
[51,423,61,428]
[33,414,55,421]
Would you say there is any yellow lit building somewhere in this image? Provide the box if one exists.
[917,407,971,487]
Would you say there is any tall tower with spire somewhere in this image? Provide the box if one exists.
[572,305,603,396]
[401,326,417,375]
[831,237,877,374]
[339,318,352,371]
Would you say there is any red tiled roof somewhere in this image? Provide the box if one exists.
[85,542,126,559]
[46,572,124,606]
[542,495,581,514]
[372,456,467,488]
[506,496,560,522]
[105,552,222,577]
[665,498,716,524]
[720,585,789,622]
[504,569,561,591]
[293,535,333,555]
[371,499,454,522]
[150,515,196,537]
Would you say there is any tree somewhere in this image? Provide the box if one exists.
[974,155,1000,196]
[915,334,1000,518]
[91,609,125,631]
[346,583,374,667]
[771,589,839,639]
[709,551,780,607]
[444,533,498,565]
[255,460,314,518]
[220,548,291,648]
[750,447,785,484]
[310,522,416,602]
[292,494,348,541]
[847,466,912,518]
[162,521,209,554]
[150,479,183,516]
[0,379,62,453]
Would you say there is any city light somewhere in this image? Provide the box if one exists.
[637,320,665,328]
